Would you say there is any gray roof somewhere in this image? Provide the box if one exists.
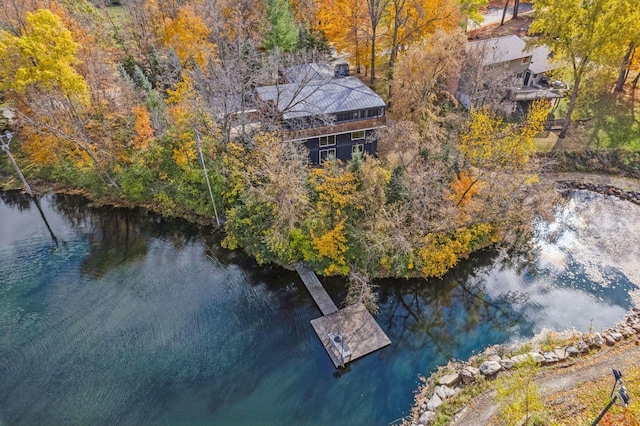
[528,45,560,74]
[255,76,386,120]
[467,35,528,66]
[282,63,335,84]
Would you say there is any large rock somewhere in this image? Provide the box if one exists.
[610,331,623,341]
[589,333,604,348]
[543,351,559,364]
[621,327,634,338]
[435,385,457,400]
[479,360,502,376]
[529,352,545,363]
[438,373,461,387]
[426,393,443,411]
[553,348,569,361]
[566,346,579,357]
[460,366,480,383]
[604,334,616,346]
[418,411,436,425]
[578,341,589,353]
[500,358,515,370]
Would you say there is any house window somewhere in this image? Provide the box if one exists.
[522,56,531,64]
[319,135,336,147]
[336,112,351,122]
[352,144,364,154]
[366,108,380,118]
[320,148,336,164]
[352,111,361,120]
[351,131,365,140]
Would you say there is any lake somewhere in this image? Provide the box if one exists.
[1,190,638,425]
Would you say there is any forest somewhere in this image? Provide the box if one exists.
[0,0,638,291]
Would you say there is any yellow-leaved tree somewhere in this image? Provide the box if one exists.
[0,9,88,100]
[162,4,215,68]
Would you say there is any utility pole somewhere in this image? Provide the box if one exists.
[195,133,221,226]
[1,131,59,246]
[1,131,33,197]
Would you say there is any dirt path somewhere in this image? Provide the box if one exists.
[450,342,640,425]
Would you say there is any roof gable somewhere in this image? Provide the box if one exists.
[467,35,528,66]
[255,76,386,120]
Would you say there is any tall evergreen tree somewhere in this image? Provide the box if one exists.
[263,0,299,52]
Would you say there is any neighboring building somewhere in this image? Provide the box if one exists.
[255,64,386,165]
[456,35,567,111]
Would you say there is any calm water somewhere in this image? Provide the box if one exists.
[0,190,638,425]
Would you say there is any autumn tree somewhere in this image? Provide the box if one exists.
[317,0,369,73]
[385,0,468,74]
[163,4,215,68]
[223,133,311,264]
[0,8,122,188]
[390,29,465,120]
[530,0,635,138]
[131,104,154,150]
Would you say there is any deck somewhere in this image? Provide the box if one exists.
[311,303,391,367]
[294,262,391,368]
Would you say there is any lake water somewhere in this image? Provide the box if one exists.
[1,190,638,425]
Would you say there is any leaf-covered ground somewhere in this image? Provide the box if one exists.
[450,340,640,425]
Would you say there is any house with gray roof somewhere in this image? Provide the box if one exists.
[456,35,567,111]
[255,64,386,165]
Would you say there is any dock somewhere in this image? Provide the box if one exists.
[294,263,338,315]
[294,263,391,368]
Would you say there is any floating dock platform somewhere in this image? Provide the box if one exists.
[294,263,391,368]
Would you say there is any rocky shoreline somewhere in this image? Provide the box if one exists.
[409,308,640,426]
[557,180,640,205]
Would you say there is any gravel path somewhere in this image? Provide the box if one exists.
[450,341,640,425]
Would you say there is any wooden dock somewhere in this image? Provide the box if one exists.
[294,263,391,368]
[294,263,338,315]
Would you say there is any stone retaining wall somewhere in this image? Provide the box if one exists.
[409,308,640,426]
[541,150,640,179]
[557,180,640,205]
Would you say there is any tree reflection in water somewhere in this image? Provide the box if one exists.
[376,251,531,360]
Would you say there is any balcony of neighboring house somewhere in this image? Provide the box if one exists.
[514,77,568,101]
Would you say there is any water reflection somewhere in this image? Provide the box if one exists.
[0,190,638,425]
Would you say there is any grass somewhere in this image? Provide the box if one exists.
[544,363,640,425]
[431,377,491,426]
[550,87,640,152]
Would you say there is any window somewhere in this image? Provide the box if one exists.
[352,111,361,120]
[336,112,351,122]
[521,56,531,64]
[319,135,336,147]
[516,72,523,79]
[351,131,365,140]
[352,144,364,154]
[366,108,380,118]
[319,148,336,164]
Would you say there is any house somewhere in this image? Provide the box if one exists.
[255,64,386,165]
[456,35,567,111]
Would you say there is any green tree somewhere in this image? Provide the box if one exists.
[263,0,299,52]
[530,0,634,138]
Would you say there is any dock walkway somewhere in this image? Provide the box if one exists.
[294,262,391,368]
[294,263,338,315]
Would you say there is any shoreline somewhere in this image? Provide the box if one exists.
[407,308,640,426]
